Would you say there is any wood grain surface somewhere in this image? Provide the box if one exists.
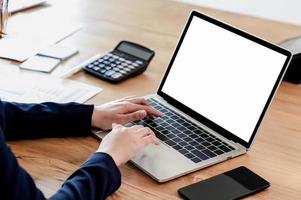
[4,0,301,199]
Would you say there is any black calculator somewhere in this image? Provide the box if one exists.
[82,41,155,83]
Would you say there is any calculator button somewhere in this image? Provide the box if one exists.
[120,70,127,74]
[112,55,118,59]
[117,65,123,69]
[124,68,132,72]
[119,57,125,61]
[112,72,122,79]
[128,65,135,69]
[100,69,106,74]
[103,56,110,60]
[113,67,119,71]
[126,60,132,64]
[99,64,105,68]
[87,64,94,68]
[103,61,110,65]
[115,60,121,64]
[98,59,104,63]
[121,62,128,66]
[105,70,115,76]
[93,61,99,65]
[135,60,143,64]
[110,63,116,67]
[105,66,112,70]
[132,63,139,67]
[107,53,113,57]
[109,58,115,62]
[93,66,100,71]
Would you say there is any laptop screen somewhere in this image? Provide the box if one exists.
[159,12,290,145]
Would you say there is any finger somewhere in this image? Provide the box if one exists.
[119,110,147,124]
[129,124,144,131]
[142,134,161,145]
[135,127,154,138]
[122,103,163,116]
[119,95,136,102]
[112,123,123,129]
[127,97,149,105]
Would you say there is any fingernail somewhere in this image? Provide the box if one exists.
[140,110,147,117]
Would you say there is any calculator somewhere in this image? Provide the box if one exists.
[82,41,155,83]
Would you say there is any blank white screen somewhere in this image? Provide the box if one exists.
[162,16,287,142]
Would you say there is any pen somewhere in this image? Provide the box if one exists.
[56,54,102,78]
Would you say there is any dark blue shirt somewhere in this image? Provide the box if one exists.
[0,100,121,200]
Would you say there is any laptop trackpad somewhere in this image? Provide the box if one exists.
[131,142,196,182]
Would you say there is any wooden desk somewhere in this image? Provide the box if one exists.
[4,0,301,199]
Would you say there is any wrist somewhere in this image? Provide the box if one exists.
[97,149,121,166]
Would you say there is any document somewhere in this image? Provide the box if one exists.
[0,11,81,62]
[0,72,102,103]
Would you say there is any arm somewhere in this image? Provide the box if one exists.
[1,100,94,140]
[0,132,120,200]
[0,97,161,200]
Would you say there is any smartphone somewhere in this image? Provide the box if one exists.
[178,166,270,200]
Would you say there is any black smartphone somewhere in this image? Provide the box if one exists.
[178,166,270,200]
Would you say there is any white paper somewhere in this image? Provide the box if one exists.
[38,45,79,60]
[0,11,81,62]
[0,72,102,104]
[20,55,60,72]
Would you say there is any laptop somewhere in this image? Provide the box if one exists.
[94,10,291,182]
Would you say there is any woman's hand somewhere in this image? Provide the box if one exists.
[91,97,162,130]
[97,124,160,166]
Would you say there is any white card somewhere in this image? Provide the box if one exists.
[20,55,60,73]
[38,45,79,60]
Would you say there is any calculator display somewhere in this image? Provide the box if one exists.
[117,43,153,60]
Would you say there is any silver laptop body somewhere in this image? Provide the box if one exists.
[95,11,291,182]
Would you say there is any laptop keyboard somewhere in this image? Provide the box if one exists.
[133,98,236,163]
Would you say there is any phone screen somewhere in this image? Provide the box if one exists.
[178,166,270,200]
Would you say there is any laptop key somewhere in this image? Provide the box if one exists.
[183,130,193,135]
[178,133,186,138]
[155,131,168,141]
[219,145,231,152]
[188,141,199,146]
[214,149,224,155]
[195,137,205,143]
[191,150,209,160]
[183,137,193,142]
[205,137,215,142]
[184,145,195,151]
[208,145,217,151]
[191,157,202,163]
[201,141,211,147]
[164,140,176,146]
[177,126,187,131]
[172,137,182,143]
[212,141,221,146]
[184,153,195,159]
[202,149,216,158]
[173,144,182,150]
[195,144,206,151]
[190,134,199,139]
[179,141,189,147]
[179,149,189,155]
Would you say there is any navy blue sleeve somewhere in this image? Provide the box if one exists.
[0,133,121,200]
[1,100,94,140]
[49,152,121,200]
[0,100,122,200]
[0,133,45,200]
